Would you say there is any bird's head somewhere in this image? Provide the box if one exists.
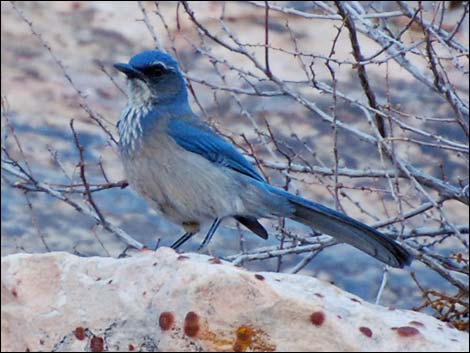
[114,50,187,107]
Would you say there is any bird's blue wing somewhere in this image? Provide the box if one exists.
[168,119,264,182]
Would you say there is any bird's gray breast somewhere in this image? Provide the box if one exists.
[118,111,247,224]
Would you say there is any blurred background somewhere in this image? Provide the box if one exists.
[1,1,468,329]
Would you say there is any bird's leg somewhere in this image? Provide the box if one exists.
[171,221,201,249]
[198,218,222,251]
[171,232,195,249]
[118,245,132,258]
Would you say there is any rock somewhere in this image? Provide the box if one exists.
[1,249,468,352]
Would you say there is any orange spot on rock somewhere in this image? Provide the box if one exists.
[209,257,222,264]
[237,326,253,342]
[359,326,372,337]
[74,327,86,340]
[184,311,200,337]
[159,311,175,331]
[90,336,104,352]
[310,311,325,326]
[394,326,420,337]
[409,321,424,327]
[233,325,254,352]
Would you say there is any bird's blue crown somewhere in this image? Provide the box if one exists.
[128,50,180,72]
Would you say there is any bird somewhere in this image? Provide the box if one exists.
[114,50,412,268]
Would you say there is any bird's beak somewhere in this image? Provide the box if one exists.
[113,63,146,81]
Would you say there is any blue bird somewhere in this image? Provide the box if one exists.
[114,50,412,268]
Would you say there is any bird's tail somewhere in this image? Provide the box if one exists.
[266,186,413,268]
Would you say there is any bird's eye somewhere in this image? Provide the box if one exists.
[142,64,166,78]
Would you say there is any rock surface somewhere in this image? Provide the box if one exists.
[1,249,468,352]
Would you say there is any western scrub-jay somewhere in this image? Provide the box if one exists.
[114,50,412,268]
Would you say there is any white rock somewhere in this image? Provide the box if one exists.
[1,248,468,352]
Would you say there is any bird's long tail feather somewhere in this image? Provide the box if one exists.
[268,186,413,268]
